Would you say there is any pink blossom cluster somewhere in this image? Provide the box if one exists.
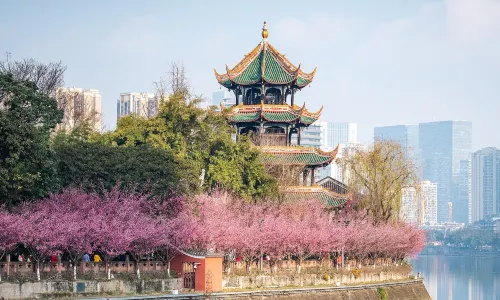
[0,189,425,269]
[0,188,194,265]
[192,193,426,266]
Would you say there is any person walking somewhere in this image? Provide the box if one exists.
[83,253,90,263]
[93,253,102,263]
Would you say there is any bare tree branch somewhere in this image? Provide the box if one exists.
[0,53,66,96]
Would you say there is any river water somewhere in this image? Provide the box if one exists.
[412,254,500,300]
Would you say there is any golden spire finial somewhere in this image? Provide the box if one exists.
[262,21,268,39]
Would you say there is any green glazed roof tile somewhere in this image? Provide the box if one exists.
[228,111,260,122]
[300,115,317,125]
[215,42,315,88]
[262,152,334,166]
[233,55,262,85]
[262,111,299,122]
[283,191,349,208]
[263,51,295,84]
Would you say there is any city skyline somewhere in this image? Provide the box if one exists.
[2,0,499,149]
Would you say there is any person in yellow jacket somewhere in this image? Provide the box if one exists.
[93,253,102,262]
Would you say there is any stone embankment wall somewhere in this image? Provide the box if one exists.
[223,271,410,289]
[213,281,430,300]
[0,279,430,300]
[0,278,182,299]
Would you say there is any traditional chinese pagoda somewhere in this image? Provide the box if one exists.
[215,22,349,207]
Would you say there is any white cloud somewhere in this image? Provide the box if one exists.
[445,0,500,44]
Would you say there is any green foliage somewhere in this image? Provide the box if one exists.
[339,139,420,223]
[100,92,277,200]
[1,60,276,205]
[0,73,63,206]
[445,228,500,249]
[205,135,277,201]
[377,287,388,300]
[53,138,200,198]
[427,230,445,242]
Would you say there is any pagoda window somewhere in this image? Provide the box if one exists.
[265,88,281,105]
[240,126,258,136]
[265,127,285,134]
[245,88,261,105]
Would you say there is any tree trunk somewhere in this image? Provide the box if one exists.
[167,261,171,278]
[136,263,141,279]
[107,266,111,280]
[73,265,77,281]
[36,261,41,281]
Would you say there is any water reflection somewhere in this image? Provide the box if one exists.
[412,255,500,300]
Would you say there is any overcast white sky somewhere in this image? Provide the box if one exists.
[1,0,499,150]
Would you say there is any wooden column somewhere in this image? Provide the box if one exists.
[303,169,309,186]
[285,126,289,146]
[297,127,301,146]
[291,89,295,106]
[311,168,316,185]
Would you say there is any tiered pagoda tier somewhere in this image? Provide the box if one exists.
[224,103,322,127]
[214,22,349,208]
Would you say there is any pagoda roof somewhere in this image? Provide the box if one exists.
[214,23,316,89]
[281,186,350,208]
[261,145,339,167]
[224,102,322,126]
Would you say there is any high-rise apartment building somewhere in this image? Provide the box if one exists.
[401,181,438,225]
[56,87,102,132]
[374,125,420,162]
[117,92,159,120]
[291,124,322,148]
[471,147,500,223]
[419,121,472,224]
[320,122,357,149]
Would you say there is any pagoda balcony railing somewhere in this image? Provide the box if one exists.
[253,133,288,146]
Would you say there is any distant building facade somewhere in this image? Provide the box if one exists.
[471,147,500,223]
[291,124,321,147]
[117,92,159,121]
[419,121,472,224]
[401,181,438,225]
[212,90,235,110]
[316,121,358,184]
[320,122,357,149]
[56,87,102,132]
[374,124,420,163]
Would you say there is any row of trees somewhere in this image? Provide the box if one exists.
[0,188,194,280]
[195,193,425,271]
[0,57,276,206]
[427,229,500,249]
[0,188,426,280]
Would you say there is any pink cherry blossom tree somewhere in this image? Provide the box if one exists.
[0,208,21,281]
[16,201,67,281]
